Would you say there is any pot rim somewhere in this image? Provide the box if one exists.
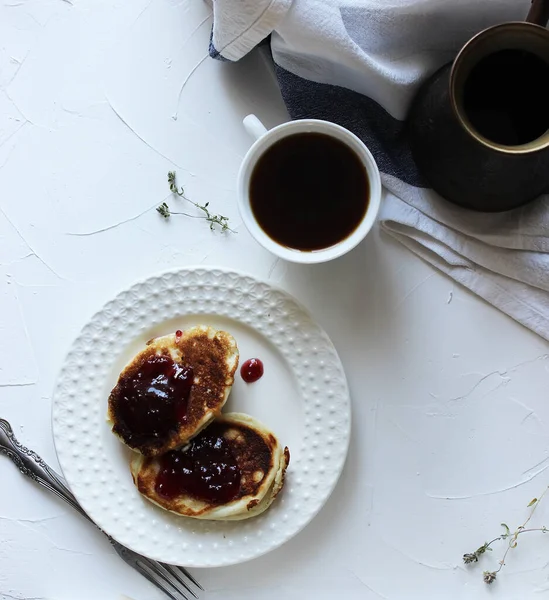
[450,21,549,155]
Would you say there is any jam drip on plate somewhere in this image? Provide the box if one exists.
[155,423,241,504]
[111,355,194,447]
[240,358,264,383]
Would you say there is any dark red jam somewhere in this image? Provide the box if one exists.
[111,355,194,448]
[155,423,241,504]
[240,358,264,383]
[175,329,183,339]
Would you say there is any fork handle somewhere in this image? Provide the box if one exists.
[0,418,91,523]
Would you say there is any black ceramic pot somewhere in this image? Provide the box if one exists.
[408,2,549,213]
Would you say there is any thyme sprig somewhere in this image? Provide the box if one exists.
[463,486,549,584]
[156,171,234,233]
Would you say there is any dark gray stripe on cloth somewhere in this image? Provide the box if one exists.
[209,29,229,61]
[274,65,426,187]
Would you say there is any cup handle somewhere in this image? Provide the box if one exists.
[243,114,268,141]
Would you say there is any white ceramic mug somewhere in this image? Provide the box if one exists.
[237,114,382,264]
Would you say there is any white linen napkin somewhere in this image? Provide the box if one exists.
[209,0,549,341]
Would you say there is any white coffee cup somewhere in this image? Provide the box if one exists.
[237,114,381,264]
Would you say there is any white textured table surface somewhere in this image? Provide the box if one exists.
[2,1,549,599]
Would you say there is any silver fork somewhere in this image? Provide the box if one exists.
[0,418,203,600]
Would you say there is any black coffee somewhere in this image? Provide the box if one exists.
[249,132,369,251]
[462,49,549,146]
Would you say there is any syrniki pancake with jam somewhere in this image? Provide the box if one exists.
[130,413,290,520]
[107,326,239,456]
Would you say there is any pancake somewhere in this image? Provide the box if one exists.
[107,326,239,456]
[130,413,290,520]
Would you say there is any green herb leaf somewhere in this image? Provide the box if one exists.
[463,553,478,564]
[156,202,171,219]
[528,498,538,507]
[483,571,497,584]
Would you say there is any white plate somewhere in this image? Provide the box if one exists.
[52,267,351,567]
